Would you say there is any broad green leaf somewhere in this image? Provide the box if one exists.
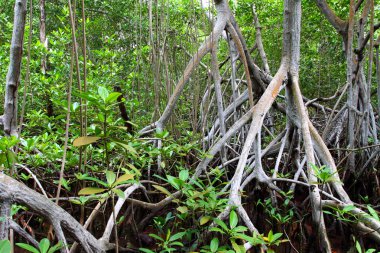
[139,248,155,253]
[170,241,184,247]
[152,185,172,197]
[106,92,122,103]
[200,216,211,225]
[113,141,137,156]
[149,233,164,241]
[78,187,107,195]
[79,175,108,188]
[39,238,50,253]
[233,233,254,242]
[98,86,109,102]
[367,205,380,221]
[169,231,186,242]
[267,230,274,242]
[271,232,283,243]
[71,102,80,112]
[106,171,116,186]
[230,210,238,229]
[210,238,219,252]
[69,199,82,205]
[179,170,189,181]
[233,226,248,233]
[343,205,355,212]
[125,163,142,176]
[112,188,125,199]
[15,243,39,253]
[209,227,225,234]
[73,136,100,147]
[114,174,134,185]
[97,113,105,122]
[356,240,362,253]
[231,240,244,253]
[0,240,11,253]
[176,206,188,214]
[73,91,98,104]
[48,241,64,253]
[214,218,228,231]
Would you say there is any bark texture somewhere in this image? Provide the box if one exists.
[3,0,27,137]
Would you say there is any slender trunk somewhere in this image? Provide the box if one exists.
[252,4,270,74]
[346,0,356,172]
[39,0,47,74]
[3,0,27,137]
[19,0,33,134]
[376,46,380,114]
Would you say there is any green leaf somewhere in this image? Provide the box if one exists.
[15,243,39,253]
[209,227,225,234]
[69,199,82,205]
[231,239,244,253]
[233,233,254,242]
[97,113,105,122]
[149,233,164,241]
[169,231,186,242]
[73,136,101,147]
[356,240,362,253]
[106,171,116,186]
[179,170,189,181]
[170,241,184,247]
[113,141,137,156]
[343,205,355,212]
[114,173,134,185]
[47,241,63,253]
[78,187,107,195]
[71,102,80,112]
[152,185,172,197]
[214,218,228,231]
[271,232,283,243]
[176,206,188,214]
[139,248,155,253]
[267,230,273,242]
[112,188,125,199]
[79,175,109,187]
[98,86,109,102]
[0,240,11,253]
[200,216,211,225]
[367,205,380,221]
[39,238,50,253]
[230,210,238,229]
[210,238,219,252]
[166,175,181,189]
[106,92,122,103]
[232,226,248,233]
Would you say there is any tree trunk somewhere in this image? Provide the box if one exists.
[3,0,27,137]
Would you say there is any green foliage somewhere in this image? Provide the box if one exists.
[0,240,11,253]
[324,204,360,223]
[354,237,378,253]
[140,230,186,253]
[0,0,378,252]
[15,238,63,253]
[0,136,19,169]
[257,192,294,224]
[310,164,337,184]
[77,171,134,199]
[207,210,286,253]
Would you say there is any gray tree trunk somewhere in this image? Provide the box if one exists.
[3,0,27,137]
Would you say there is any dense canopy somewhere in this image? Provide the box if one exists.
[0,0,379,252]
